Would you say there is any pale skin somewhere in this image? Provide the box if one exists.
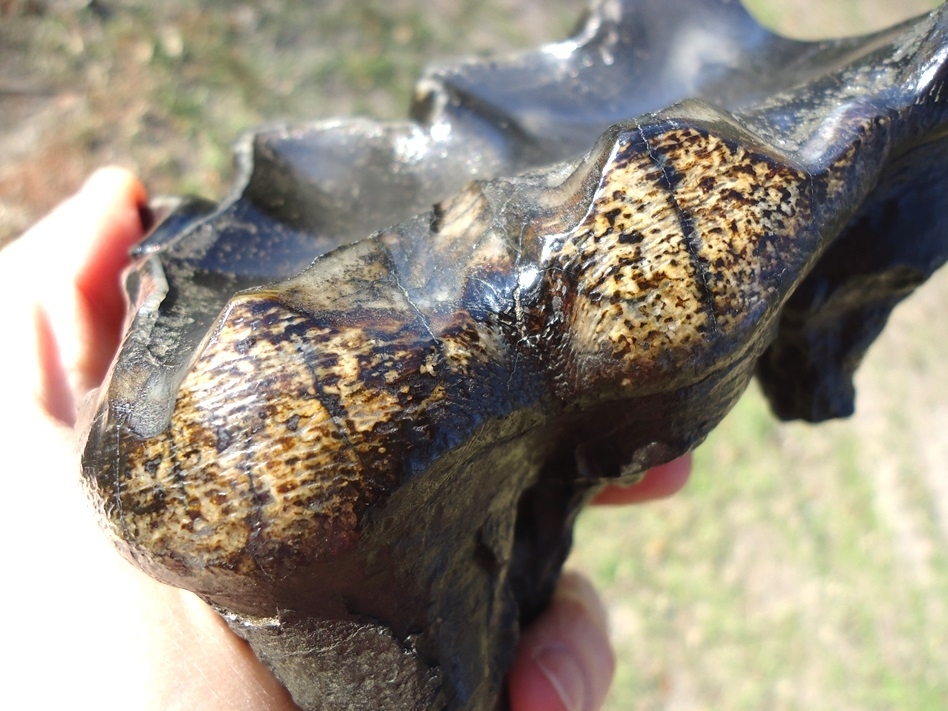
[0,168,691,711]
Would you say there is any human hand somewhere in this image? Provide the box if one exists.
[0,169,689,711]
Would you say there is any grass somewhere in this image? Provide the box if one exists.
[572,373,948,710]
[2,1,947,708]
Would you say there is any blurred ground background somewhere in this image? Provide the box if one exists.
[2,0,946,709]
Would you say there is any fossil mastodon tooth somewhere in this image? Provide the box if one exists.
[79,1,948,709]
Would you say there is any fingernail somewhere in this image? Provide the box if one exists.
[533,644,588,711]
[556,574,611,636]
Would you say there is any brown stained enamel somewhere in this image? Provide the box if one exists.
[108,238,520,584]
[534,125,814,399]
[548,131,713,383]
[118,300,369,575]
[650,128,811,332]
[104,122,821,584]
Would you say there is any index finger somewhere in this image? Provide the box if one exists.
[590,454,692,505]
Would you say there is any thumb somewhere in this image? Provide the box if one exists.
[509,572,616,711]
[0,167,147,423]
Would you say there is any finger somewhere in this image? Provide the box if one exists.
[70,168,149,393]
[509,572,615,711]
[0,170,303,710]
[3,420,299,711]
[1,168,148,423]
[590,453,692,505]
